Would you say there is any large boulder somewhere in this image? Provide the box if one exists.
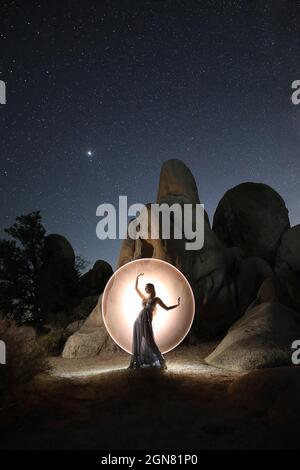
[205,302,300,371]
[276,225,300,272]
[78,260,113,297]
[274,225,300,311]
[198,256,272,336]
[62,294,118,358]
[38,234,77,316]
[213,182,290,266]
[72,295,99,321]
[157,158,200,204]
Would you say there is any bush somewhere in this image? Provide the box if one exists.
[0,319,50,397]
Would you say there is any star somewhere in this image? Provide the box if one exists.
[86,150,94,162]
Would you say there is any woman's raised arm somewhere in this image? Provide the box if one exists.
[135,273,146,299]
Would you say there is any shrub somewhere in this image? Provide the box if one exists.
[0,319,50,397]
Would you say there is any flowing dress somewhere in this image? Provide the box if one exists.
[129,297,166,369]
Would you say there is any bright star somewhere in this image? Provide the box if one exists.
[86,150,94,162]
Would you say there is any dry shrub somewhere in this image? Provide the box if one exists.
[0,319,50,396]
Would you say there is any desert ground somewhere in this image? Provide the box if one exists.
[0,342,299,450]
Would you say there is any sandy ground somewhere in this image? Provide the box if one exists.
[49,341,231,379]
[0,344,298,450]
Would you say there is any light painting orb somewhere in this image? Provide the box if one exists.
[102,258,195,354]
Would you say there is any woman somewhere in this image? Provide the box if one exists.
[129,272,180,369]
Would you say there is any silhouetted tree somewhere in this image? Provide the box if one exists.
[75,255,89,277]
[0,212,45,322]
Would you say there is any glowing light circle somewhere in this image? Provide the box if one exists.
[102,258,195,355]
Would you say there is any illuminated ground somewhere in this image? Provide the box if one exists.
[0,344,299,450]
[50,342,231,379]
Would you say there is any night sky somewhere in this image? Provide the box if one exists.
[1,1,300,270]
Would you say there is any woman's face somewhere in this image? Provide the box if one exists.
[145,284,153,295]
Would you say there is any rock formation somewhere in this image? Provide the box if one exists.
[62,294,119,358]
[205,302,300,371]
[212,182,290,266]
[199,255,272,336]
[274,225,300,311]
[62,159,300,366]
[117,158,208,270]
[38,234,113,324]
[78,260,113,297]
[117,159,273,337]
[38,234,77,317]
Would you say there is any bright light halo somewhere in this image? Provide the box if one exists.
[102,258,195,354]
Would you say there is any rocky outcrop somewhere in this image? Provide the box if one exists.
[38,237,113,322]
[157,158,200,205]
[205,302,300,371]
[117,160,273,337]
[117,160,223,288]
[38,234,77,316]
[61,159,299,364]
[117,158,209,271]
[72,295,99,321]
[78,260,113,297]
[213,182,290,266]
[65,319,85,335]
[276,225,300,272]
[199,256,272,336]
[274,225,300,311]
[62,295,119,359]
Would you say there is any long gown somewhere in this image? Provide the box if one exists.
[129,297,167,369]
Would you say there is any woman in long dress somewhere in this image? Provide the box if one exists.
[129,272,180,369]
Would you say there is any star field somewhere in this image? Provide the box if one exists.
[0,1,300,268]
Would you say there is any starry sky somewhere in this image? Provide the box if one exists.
[1,1,300,270]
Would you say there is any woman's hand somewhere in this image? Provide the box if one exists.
[137,272,144,278]
[177,297,181,306]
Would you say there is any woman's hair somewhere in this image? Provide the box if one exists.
[145,283,156,297]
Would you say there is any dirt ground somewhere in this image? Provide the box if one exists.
[0,343,298,450]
